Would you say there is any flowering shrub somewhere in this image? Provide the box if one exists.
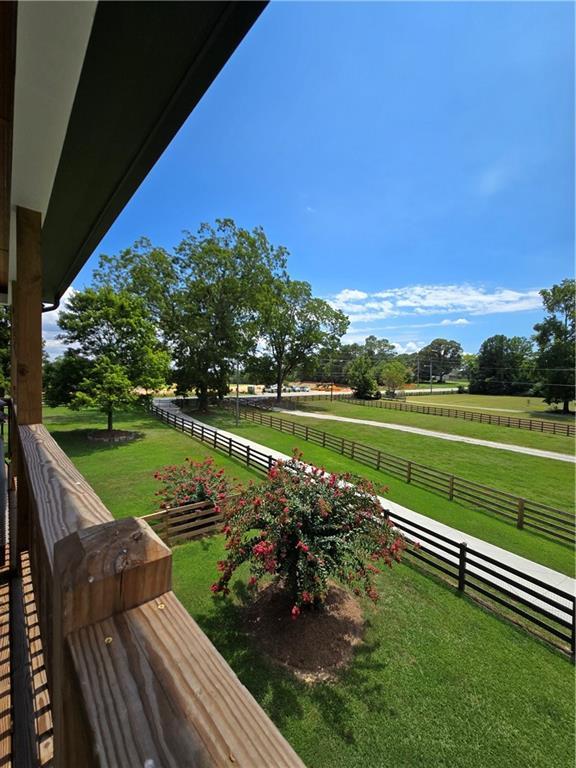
[211,453,406,616]
[153,456,238,509]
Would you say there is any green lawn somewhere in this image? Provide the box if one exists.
[173,535,575,768]
[290,399,575,454]
[193,409,574,576]
[43,406,259,518]
[404,393,576,421]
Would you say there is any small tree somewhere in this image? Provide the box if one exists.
[71,357,137,432]
[346,355,379,398]
[211,456,406,616]
[57,286,169,428]
[377,361,409,394]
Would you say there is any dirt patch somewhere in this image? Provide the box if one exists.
[87,429,140,444]
[243,582,365,684]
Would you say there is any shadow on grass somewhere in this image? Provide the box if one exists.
[49,429,146,458]
[193,588,386,746]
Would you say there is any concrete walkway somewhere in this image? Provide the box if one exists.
[155,400,575,624]
[275,408,576,464]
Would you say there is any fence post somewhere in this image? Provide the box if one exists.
[351,442,355,460]
[200,425,205,442]
[517,498,525,529]
[448,475,454,501]
[305,425,309,441]
[406,462,412,483]
[458,542,467,592]
[213,430,217,449]
[246,445,251,467]
[268,455,273,471]
[376,451,381,471]
[322,432,326,448]
[228,437,232,456]
[570,598,575,661]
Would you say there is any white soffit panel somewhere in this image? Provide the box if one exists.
[9,0,97,287]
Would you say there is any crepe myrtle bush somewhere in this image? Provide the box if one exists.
[211,452,407,618]
[153,456,240,509]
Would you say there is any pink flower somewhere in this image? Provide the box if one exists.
[296,540,309,553]
[291,605,301,619]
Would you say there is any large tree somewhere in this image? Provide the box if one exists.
[533,279,575,414]
[95,221,287,410]
[418,338,463,383]
[255,277,349,400]
[57,287,169,429]
[469,335,534,396]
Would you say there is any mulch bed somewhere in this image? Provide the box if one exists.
[87,430,139,443]
[243,581,365,684]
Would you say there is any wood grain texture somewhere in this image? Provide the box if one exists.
[21,552,53,765]
[13,208,43,425]
[68,591,305,768]
[0,580,12,767]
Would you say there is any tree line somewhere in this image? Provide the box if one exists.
[39,218,574,427]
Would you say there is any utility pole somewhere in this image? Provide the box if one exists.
[429,362,433,394]
[235,361,240,426]
[417,355,420,386]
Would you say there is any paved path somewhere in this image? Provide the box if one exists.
[154,399,575,624]
[275,408,575,464]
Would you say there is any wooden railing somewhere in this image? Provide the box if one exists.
[10,412,304,767]
[225,403,575,546]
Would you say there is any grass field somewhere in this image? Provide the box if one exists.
[198,407,575,512]
[193,409,574,576]
[285,398,575,455]
[173,534,574,768]
[43,406,259,518]
[404,393,576,421]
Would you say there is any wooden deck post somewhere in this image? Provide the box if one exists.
[12,207,43,554]
[13,207,43,425]
[52,517,172,767]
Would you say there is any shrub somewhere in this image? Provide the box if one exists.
[154,456,239,509]
[211,454,406,616]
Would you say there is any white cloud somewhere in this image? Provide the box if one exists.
[391,341,424,354]
[333,288,369,303]
[42,286,76,359]
[440,318,470,326]
[346,284,541,320]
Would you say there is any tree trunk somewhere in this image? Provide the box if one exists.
[107,409,113,432]
[276,374,283,401]
[563,399,570,414]
[198,383,209,412]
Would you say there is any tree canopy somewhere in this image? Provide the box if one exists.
[417,338,463,383]
[533,279,575,413]
[469,334,534,395]
[56,286,169,429]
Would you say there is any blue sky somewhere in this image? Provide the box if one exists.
[45,1,574,356]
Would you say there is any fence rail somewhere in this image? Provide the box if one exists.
[222,403,575,546]
[150,402,576,656]
[269,392,576,437]
[142,499,225,546]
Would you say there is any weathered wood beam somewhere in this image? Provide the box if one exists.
[13,207,43,425]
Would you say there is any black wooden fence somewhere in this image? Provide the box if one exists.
[150,402,575,656]
[271,392,576,437]
[225,403,575,545]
